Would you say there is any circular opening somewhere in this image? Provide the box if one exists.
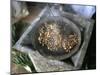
[32,16,81,60]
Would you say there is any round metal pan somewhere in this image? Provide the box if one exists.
[31,16,81,60]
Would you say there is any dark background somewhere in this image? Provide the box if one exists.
[81,12,96,70]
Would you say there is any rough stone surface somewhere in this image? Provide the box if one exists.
[29,51,74,72]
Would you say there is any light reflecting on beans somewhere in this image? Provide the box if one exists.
[38,22,79,53]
